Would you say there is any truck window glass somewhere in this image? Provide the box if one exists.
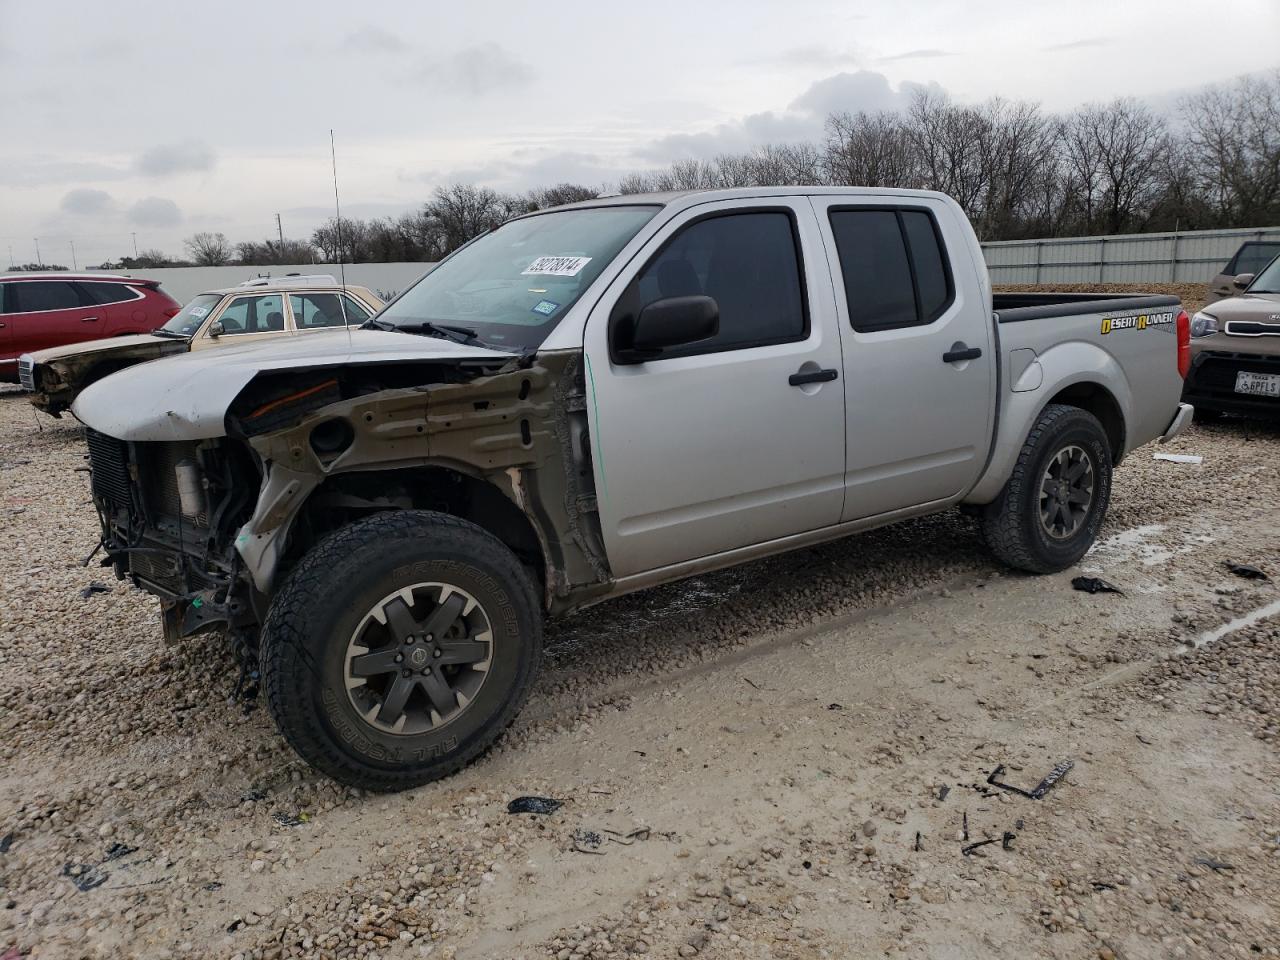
[378,205,659,352]
[631,211,806,356]
[11,281,84,313]
[830,210,916,332]
[1227,242,1280,276]
[901,210,953,322]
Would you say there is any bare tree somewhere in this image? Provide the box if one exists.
[824,111,919,188]
[1180,71,1280,227]
[528,183,601,209]
[426,184,518,253]
[183,231,232,266]
[1062,99,1169,234]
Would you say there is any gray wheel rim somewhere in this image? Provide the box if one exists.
[344,582,493,735]
[1038,444,1095,540]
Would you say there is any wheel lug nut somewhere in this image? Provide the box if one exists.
[401,669,411,678]
[433,649,442,658]
[394,653,403,663]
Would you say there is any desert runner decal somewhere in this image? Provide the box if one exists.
[522,255,592,277]
[1100,311,1175,335]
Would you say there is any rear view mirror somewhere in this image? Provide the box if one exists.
[623,295,719,358]
[207,319,225,339]
[1233,273,1255,290]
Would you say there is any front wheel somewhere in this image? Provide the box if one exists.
[980,404,1113,574]
[260,510,542,791]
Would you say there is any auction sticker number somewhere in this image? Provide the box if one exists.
[522,256,592,277]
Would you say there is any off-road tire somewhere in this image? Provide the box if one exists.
[980,403,1112,574]
[260,510,541,791]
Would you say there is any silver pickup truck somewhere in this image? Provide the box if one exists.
[71,187,1193,790]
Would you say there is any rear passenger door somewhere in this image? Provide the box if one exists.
[813,198,995,520]
[584,199,846,577]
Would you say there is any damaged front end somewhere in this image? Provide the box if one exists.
[85,427,262,642]
[83,347,614,647]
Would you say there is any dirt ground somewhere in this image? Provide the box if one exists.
[2,351,1278,959]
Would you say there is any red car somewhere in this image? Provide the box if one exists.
[1,273,181,383]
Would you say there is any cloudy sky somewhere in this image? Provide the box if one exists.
[3,0,1277,267]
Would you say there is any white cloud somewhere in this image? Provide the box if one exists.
[416,43,534,96]
[344,25,410,54]
[135,140,216,177]
[60,188,116,215]
[127,196,183,228]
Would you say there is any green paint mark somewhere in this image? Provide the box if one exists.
[191,597,203,609]
[584,352,608,505]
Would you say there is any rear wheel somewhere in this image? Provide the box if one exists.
[260,510,541,791]
[980,404,1112,574]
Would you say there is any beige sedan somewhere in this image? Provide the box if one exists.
[20,278,383,415]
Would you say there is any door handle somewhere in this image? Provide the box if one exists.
[81,316,100,323]
[789,367,838,386]
[943,346,982,363]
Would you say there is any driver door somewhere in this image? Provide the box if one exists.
[582,199,846,578]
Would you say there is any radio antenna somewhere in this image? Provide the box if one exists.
[330,129,351,333]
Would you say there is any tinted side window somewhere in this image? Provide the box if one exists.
[81,282,139,305]
[830,208,953,332]
[628,211,806,356]
[1232,243,1280,276]
[830,210,915,332]
[10,281,85,313]
[901,211,953,322]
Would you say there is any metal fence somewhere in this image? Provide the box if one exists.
[981,226,1280,284]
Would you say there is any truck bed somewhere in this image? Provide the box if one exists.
[993,292,1181,323]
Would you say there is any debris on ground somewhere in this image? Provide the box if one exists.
[0,833,12,854]
[270,811,310,828]
[62,862,108,892]
[1194,856,1235,873]
[914,831,923,852]
[937,785,951,802]
[507,796,564,816]
[239,788,268,803]
[986,760,1074,800]
[1071,576,1125,596]
[78,582,110,599]
[1225,562,1269,581]
[103,842,137,861]
[1153,452,1203,464]
[572,829,605,854]
[962,831,1016,856]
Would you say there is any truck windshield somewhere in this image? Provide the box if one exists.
[375,205,660,351]
[159,294,222,336]
[1247,255,1280,293]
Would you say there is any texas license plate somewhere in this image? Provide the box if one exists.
[1235,371,1280,397]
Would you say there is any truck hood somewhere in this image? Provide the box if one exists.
[72,329,517,442]
[28,332,182,364]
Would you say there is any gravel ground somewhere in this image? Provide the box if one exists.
[1,344,1278,960]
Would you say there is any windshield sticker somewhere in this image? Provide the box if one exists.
[531,299,560,317]
[522,255,592,277]
[189,306,210,319]
[1101,311,1175,334]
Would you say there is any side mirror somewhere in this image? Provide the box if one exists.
[622,295,719,358]
[1233,273,1255,290]
[207,319,225,339]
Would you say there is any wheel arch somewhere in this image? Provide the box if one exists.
[284,463,551,604]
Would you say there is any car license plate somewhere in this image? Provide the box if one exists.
[1235,371,1280,397]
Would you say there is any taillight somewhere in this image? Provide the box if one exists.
[1176,309,1191,379]
[162,306,181,319]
